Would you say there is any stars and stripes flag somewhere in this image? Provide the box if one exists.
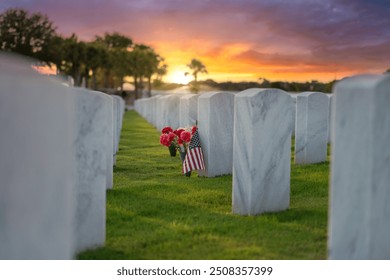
[183,130,205,174]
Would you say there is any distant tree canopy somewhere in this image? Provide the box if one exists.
[0,8,56,63]
[0,8,167,97]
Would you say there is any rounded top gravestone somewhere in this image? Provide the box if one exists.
[0,54,75,259]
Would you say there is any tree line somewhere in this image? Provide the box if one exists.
[198,79,336,93]
[0,8,167,97]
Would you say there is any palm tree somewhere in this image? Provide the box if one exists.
[186,58,208,83]
[128,44,166,98]
[156,63,168,80]
[127,44,147,98]
[143,50,165,97]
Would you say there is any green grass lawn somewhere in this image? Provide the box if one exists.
[78,110,329,260]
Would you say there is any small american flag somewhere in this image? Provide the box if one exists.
[183,130,205,174]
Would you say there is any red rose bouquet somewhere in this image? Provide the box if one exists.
[160,125,204,177]
[160,125,197,156]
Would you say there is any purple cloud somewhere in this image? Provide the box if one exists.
[1,0,389,80]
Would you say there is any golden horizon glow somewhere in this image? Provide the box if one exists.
[153,40,355,84]
[165,67,192,84]
[160,59,362,84]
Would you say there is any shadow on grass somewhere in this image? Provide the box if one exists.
[79,183,327,260]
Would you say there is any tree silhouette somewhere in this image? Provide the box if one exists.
[157,63,168,78]
[0,8,166,93]
[127,44,164,98]
[186,58,208,83]
[59,34,86,86]
[95,32,133,88]
[143,48,165,97]
[46,35,65,72]
[0,8,57,64]
[185,59,208,93]
[83,42,106,89]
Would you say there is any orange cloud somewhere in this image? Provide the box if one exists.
[3,0,390,83]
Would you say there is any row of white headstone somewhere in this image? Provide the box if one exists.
[134,91,332,174]
[0,55,125,259]
[135,74,390,259]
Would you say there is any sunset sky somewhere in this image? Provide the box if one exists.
[1,0,390,83]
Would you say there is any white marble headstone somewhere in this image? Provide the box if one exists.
[150,95,162,128]
[134,98,144,117]
[112,96,118,166]
[104,95,114,189]
[143,96,154,125]
[72,88,109,253]
[157,95,180,131]
[329,74,390,259]
[0,55,75,259]
[155,95,169,131]
[112,95,124,156]
[134,98,141,114]
[327,94,333,144]
[165,95,181,129]
[137,98,147,121]
[232,88,292,215]
[148,97,157,124]
[179,94,199,127]
[290,94,297,136]
[198,92,235,177]
[295,91,329,164]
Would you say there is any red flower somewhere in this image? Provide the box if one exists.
[159,134,172,147]
[181,131,192,143]
[174,128,185,137]
[162,126,173,134]
[160,126,197,153]
[168,132,176,141]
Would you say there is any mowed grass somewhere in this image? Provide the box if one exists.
[78,110,329,260]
